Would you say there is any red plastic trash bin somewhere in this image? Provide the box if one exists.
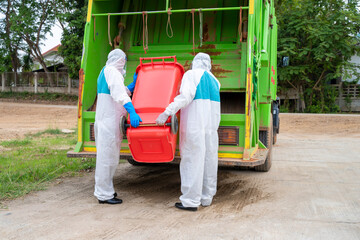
[121,56,184,163]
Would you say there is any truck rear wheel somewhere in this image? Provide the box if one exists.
[255,118,273,172]
[273,133,277,145]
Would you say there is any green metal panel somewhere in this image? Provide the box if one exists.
[84,121,91,142]
[125,44,245,90]
[259,0,277,129]
[82,111,96,142]
[259,103,271,128]
[82,1,124,111]
[270,15,278,101]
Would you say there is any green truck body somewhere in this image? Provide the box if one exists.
[67,0,279,171]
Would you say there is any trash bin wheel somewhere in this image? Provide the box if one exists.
[127,158,147,166]
[119,116,127,137]
[171,115,178,134]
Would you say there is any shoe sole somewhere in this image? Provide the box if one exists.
[98,200,123,204]
[175,203,197,211]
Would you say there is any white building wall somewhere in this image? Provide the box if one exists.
[346,55,360,84]
[33,52,64,71]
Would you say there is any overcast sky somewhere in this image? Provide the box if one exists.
[41,24,63,53]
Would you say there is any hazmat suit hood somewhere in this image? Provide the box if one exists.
[106,49,127,76]
[191,52,211,71]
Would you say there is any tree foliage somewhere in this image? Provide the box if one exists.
[21,49,33,72]
[0,48,12,72]
[10,0,56,72]
[0,0,56,72]
[57,0,87,79]
[0,0,87,75]
[277,0,360,112]
[0,0,22,72]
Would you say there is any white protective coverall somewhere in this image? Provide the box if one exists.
[94,49,132,201]
[163,53,221,207]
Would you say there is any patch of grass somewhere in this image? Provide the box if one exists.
[32,128,63,137]
[1,139,31,147]
[0,128,96,202]
[42,128,63,135]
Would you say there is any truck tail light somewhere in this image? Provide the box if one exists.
[89,122,126,142]
[90,123,95,141]
[218,126,239,146]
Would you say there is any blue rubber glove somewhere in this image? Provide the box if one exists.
[123,102,142,128]
[127,72,138,93]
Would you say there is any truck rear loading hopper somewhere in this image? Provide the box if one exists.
[67,0,280,172]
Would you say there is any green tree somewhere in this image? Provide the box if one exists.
[57,0,87,79]
[0,46,13,72]
[277,0,360,112]
[21,49,34,72]
[10,0,56,73]
[0,0,22,72]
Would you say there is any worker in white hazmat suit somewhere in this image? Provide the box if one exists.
[94,49,142,204]
[156,53,221,211]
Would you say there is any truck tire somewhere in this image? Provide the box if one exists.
[273,132,277,145]
[255,118,273,172]
[272,98,280,145]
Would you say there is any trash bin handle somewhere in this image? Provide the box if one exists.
[140,56,177,67]
[125,123,171,128]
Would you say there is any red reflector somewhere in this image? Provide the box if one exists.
[218,127,239,146]
[90,123,95,141]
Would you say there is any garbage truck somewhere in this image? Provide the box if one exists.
[67,0,280,172]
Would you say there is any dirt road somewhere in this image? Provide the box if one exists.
[1,102,360,239]
[0,102,77,140]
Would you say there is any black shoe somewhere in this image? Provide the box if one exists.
[114,192,117,198]
[175,202,197,211]
[98,197,123,205]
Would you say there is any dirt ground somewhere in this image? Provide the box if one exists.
[0,102,77,140]
[0,102,360,239]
